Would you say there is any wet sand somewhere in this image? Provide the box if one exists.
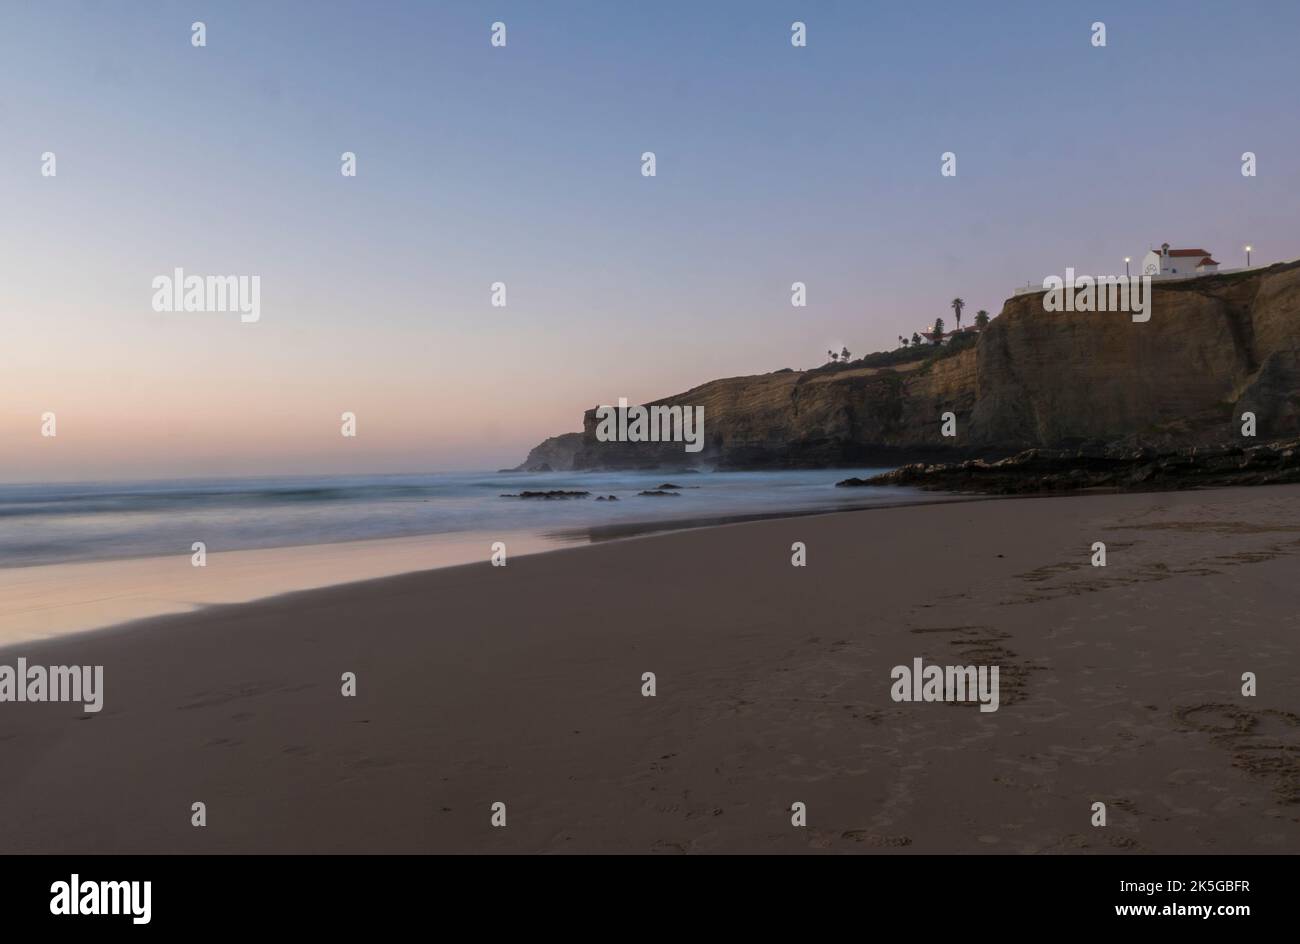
[0,530,564,646]
[1,485,1297,853]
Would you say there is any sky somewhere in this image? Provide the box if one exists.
[3,1,1299,481]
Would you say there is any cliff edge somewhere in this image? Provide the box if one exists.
[515,260,1300,471]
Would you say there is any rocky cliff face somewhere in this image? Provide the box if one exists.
[508,432,584,472]
[516,261,1300,470]
[968,260,1300,449]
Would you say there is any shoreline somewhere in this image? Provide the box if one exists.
[0,492,965,648]
[2,484,1297,853]
[4,480,1292,650]
[0,529,566,649]
[0,481,1284,649]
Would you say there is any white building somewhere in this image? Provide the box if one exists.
[1141,242,1219,278]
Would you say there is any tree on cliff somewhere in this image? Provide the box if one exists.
[975,309,990,329]
[840,346,850,362]
[951,298,965,329]
[899,335,908,348]
[933,318,945,344]
[827,349,836,363]
[911,332,922,346]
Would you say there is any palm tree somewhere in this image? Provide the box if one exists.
[975,309,990,330]
[950,298,965,330]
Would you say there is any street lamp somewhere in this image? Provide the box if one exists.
[1124,257,1131,278]
[1245,245,1253,267]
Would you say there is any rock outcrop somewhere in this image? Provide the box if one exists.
[508,432,584,472]
[839,440,1300,494]
[518,260,1300,470]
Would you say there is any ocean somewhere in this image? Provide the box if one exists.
[0,468,920,569]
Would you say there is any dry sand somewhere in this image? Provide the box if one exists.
[1,485,1297,853]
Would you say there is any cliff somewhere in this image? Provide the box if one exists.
[506,432,584,472]
[515,260,1300,471]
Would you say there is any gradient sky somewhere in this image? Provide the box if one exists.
[3,1,1299,481]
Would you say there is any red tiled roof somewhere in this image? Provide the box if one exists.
[1197,256,1219,266]
[1162,248,1211,257]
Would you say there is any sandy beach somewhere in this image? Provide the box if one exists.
[1,485,1297,854]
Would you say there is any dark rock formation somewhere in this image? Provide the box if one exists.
[509,432,584,472]
[499,490,590,500]
[839,440,1300,494]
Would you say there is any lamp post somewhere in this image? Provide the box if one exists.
[1124,257,1131,278]
[1245,245,1252,267]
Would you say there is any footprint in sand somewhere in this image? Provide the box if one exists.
[841,830,912,847]
[1174,703,1300,804]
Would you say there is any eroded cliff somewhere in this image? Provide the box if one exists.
[516,260,1300,470]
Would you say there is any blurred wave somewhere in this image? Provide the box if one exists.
[0,468,913,568]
